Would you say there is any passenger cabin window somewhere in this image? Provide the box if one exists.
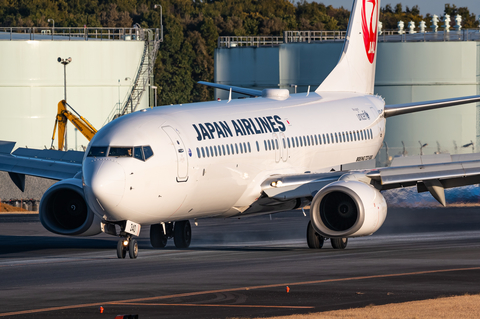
[87,146,108,157]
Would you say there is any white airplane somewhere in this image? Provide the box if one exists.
[1,0,480,259]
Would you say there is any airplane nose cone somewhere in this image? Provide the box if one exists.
[84,159,126,210]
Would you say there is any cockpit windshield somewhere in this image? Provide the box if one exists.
[87,146,154,161]
[87,146,108,157]
[109,147,133,157]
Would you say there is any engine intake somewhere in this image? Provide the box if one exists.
[310,180,387,238]
[39,178,101,236]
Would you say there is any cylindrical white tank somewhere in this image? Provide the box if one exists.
[0,38,148,150]
[214,39,480,157]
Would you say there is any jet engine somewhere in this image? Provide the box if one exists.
[310,180,387,238]
[39,178,102,236]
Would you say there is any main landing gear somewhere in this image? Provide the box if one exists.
[150,220,191,249]
[306,221,348,250]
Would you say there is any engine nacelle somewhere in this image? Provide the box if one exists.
[310,180,387,238]
[39,178,102,236]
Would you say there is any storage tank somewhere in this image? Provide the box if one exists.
[214,31,480,158]
[0,27,160,150]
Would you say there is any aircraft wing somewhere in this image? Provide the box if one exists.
[0,141,83,191]
[384,95,480,118]
[242,153,480,216]
[198,81,262,97]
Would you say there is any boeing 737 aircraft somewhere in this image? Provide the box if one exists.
[1,0,480,259]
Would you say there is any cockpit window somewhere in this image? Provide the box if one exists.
[109,147,133,157]
[87,146,108,157]
[143,146,154,160]
[133,147,143,160]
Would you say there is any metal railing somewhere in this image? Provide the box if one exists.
[0,27,158,41]
[284,30,347,43]
[218,29,480,48]
[218,36,283,48]
[378,29,480,42]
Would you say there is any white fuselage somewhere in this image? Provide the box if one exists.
[82,91,386,225]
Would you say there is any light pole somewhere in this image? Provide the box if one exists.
[154,4,163,40]
[58,57,72,102]
[47,19,55,35]
[58,57,72,150]
[418,141,428,155]
[152,86,158,106]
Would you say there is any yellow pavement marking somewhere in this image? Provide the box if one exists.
[2,266,480,317]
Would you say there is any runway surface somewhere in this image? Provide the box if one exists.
[1,207,480,318]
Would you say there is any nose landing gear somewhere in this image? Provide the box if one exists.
[116,236,138,259]
[102,220,141,259]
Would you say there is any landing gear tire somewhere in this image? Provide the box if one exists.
[117,239,127,259]
[150,224,168,248]
[306,221,324,249]
[128,238,138,259]
[174,220,191,249]
[331,238,348,249]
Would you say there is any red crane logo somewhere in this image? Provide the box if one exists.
[361,0,378,64]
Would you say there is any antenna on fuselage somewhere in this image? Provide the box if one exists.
[306,86,310,97]
[228,88,232,103]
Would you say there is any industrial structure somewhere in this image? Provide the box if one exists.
[0,26,161,206]
[0,26,161,151]
[215,28,480,161]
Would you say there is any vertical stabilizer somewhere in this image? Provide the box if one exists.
[316,0,380,95]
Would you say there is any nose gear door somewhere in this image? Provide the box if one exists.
[162,126,189,182]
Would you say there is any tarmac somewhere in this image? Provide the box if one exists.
[1,207,480,318]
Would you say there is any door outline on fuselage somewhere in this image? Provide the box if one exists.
[273,133,280,163]
[162,126,189,182]
[280,132,288,162]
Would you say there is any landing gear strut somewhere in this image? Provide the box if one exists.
[150,223,171,248]
[149,220,191,249]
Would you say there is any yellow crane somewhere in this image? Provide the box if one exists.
[51,100,97,151]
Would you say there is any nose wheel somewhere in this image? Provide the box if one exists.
[116,237,138,259]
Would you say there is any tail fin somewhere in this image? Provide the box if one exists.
[316,0,380,95]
